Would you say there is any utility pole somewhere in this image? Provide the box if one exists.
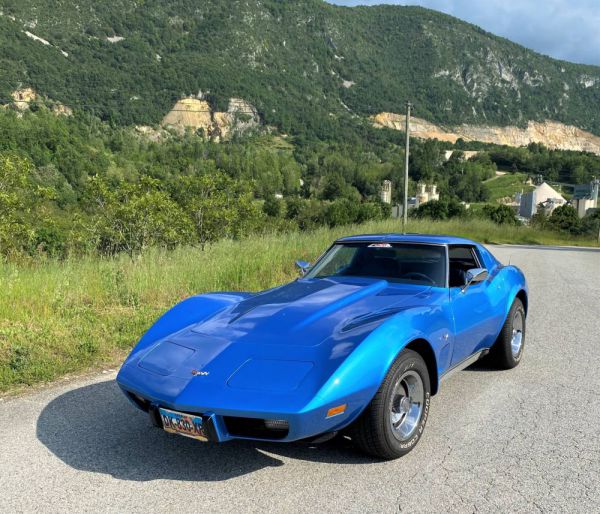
[403,101,412,233]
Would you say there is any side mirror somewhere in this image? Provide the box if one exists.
[295,260,311,276]
[462,268,488,292]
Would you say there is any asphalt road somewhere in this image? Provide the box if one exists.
[0,245,599,513]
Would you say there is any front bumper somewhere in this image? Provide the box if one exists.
[121,385,364,443]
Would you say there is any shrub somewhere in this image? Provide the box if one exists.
[263,194,283,218]
[356,202,387,223]
[413,199,467,220]
[324,199,360,227]
[548,205,581,234]
[0,154,35,258]
[481,204,519,225]
[87,176,196,256]
[173,173,263,249]
[581,209,600,237]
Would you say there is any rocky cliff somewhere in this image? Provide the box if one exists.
[161,97,260,141]
[372,113,600,155]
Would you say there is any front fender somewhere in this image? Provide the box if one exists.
[303,303,450,418]
[123,292,251,364]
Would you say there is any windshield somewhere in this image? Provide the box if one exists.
[305,242,447,287]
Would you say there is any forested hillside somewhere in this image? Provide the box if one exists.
[1,0,600,137]
[1,105,599,259]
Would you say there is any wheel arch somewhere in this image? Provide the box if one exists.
[515,289,528,315]
[405,338,439,396]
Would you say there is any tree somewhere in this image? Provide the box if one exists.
[285,197,303,220]
[263,194,283,218]
[87,177,195,256]
[548,205,580,234]
[481,204,519,225]
[319,173,348,201]
[174,173,262,249]
[0,154,35,257]
[530,205,548,229]
[413,199,466,220]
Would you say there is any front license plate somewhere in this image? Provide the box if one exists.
[159,408,208,441]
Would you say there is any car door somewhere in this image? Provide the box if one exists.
[448,245,498,365]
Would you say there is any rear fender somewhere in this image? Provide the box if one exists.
[502,266,528,318]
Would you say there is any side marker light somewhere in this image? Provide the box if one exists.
[326,404,347,418]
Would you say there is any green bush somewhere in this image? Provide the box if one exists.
[263,194,284,218]
[413,199,467,220]
[87,176,196,256]
[548,205,581,234]
[581,209,600,237]
[481,204,519,225]
[0,154,36,258]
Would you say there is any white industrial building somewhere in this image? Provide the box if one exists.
[519,182,566,218]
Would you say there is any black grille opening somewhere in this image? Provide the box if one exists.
[223,416,289,440]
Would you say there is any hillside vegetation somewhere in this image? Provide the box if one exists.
[1,0,600,137]
[2,108,600,261]
[485,173,534,201]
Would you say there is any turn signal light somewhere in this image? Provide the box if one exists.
[326,404,347,418]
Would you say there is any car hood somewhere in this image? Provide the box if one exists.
[122,277,434,409]
[187,277,428,346]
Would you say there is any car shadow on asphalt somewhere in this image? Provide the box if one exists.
[36,380,374,482]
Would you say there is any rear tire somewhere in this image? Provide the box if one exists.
[350,349,431,460]
[487,298,526,369]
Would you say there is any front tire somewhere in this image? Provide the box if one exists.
[487,298,526,369]
[350,349,431,460]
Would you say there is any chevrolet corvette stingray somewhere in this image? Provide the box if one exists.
[117,234,528,459]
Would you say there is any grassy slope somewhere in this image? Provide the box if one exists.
[1,218,597,394]
[485,173,535,201]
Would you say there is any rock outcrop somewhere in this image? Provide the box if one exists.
[2,88,72,117]
[161,97,260,140]
[161,98,213,135]
[11,87,37,110]
[51,103,73,116]
[372,113,600,155]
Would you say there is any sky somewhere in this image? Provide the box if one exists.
[327,1,600,66]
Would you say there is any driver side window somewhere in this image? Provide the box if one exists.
[448,246,480,288]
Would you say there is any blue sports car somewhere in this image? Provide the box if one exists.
[117,234,528,459]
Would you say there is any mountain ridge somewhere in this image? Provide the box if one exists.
[1,0,599,138]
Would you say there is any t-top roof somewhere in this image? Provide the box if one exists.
[335,233,477,245]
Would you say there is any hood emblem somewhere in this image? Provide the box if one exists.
[191,369,210,377]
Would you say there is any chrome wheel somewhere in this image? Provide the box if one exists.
[389,370,424,441]
[511,309,524,358]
